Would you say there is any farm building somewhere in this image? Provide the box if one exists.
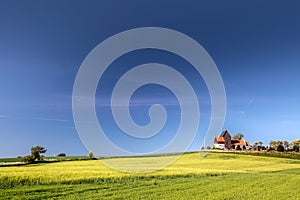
[214,130,251,150]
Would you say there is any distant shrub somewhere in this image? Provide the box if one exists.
[277,145,285,152]
[257,146,262,151]
[206,146,211,150]
[212,147,223,150]
[22,155,35,164]
[57,153,66,157]
[293,146,299,152]
[88,151,94,159]
[268,147,275,151]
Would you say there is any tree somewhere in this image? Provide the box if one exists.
[22,155,35,164]
[277,143,285,152]
[22,145,47,164]
[57,153,66,157]
[291,139,300,152]
[269,140,285,152]
[282,141,289,151]
[257,141,263,151]
[31,146,47,161]
[269,140,277,150]
[232,133,244,140]
[88,151,94,159]
[253,142,259,151]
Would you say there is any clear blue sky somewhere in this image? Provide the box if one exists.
[0,0,299,157]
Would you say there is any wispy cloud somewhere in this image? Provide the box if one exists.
[279,120,300,126]
[94,95,202,107]
[0,93,72,108]
[32,117,72,123]
[0,114,72,123]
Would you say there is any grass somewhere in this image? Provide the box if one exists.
[0,152,299,199]
[0,156,91,163]
[0,157,23,163]
[208,150,300,160]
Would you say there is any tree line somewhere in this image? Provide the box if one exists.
[252,139,300,152]
[229,133,300,152]
[22,146,95,164]
[208,132,300,153]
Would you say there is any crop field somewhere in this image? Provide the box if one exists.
[0,152,299,199]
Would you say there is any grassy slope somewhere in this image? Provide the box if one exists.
[0,152,299,199]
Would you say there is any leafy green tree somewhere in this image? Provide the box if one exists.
[270,140,285,152]
[282,141,289,150]
[57,153,66,157]
[253,142,259,150]
[22,155,35,164]
[291,139,300,152]
[22,146,47,164]
[31,146,47,161]
[232,133,244,140]
[269,140,277,150]
[277,144,285,152]
[88,151,94,159]
[253,141,263,151]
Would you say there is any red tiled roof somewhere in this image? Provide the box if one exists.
[215,136,225,143]
[245,141,251,146]
[234,140,246,146]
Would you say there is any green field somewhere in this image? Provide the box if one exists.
[0,152,299,199]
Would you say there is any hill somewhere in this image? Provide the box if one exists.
[0,152,299,199]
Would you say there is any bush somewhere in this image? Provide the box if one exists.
[269,147,275,151]
[293,146,299,152]
[22,155,35,164]
[277,145,285,152]
[57,153,66,157]
[88,151,94,159]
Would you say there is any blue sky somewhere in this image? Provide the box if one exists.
[0,0,300,157]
